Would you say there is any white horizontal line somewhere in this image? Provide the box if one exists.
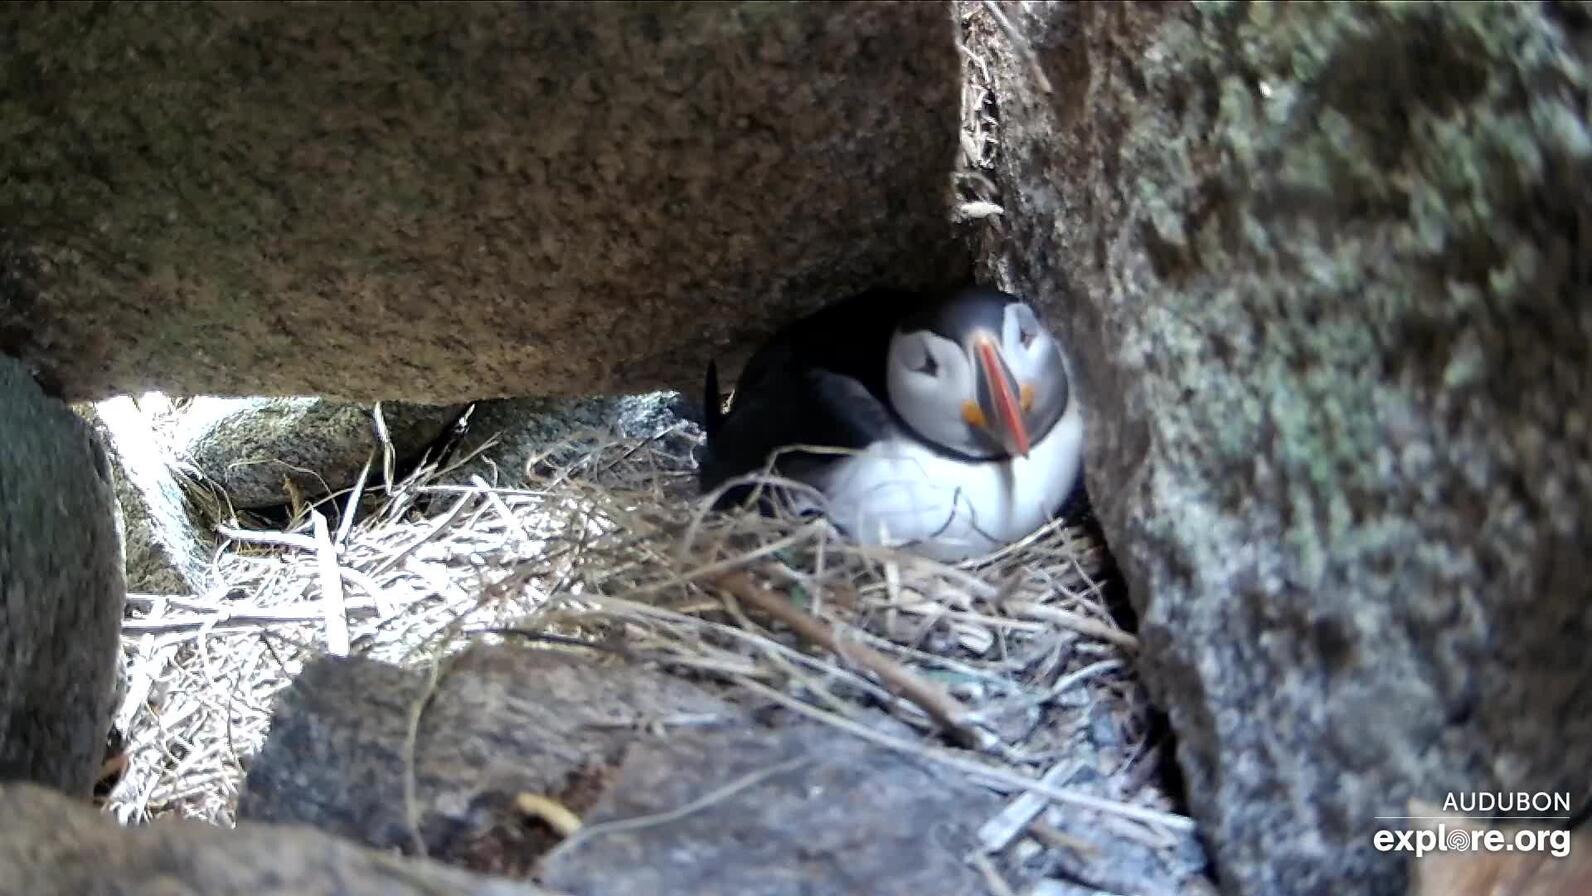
[1375,816,1572,820]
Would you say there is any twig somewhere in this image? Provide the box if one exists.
[471,473,533,542]
[311,510,350,657]
[1029,820,1099,857]
[1007,601,1139,651]
[372,401,395,495]
[369,490,473,577]
[969,851,1018,896]
[719,593,862,722]
[714,571,981,749]
[335,453,372,546]
[402,653,447,858]
[122,604,378,635]
[215,525,318,552]
[652,519,830,593]
[978,760,1083,851]
[338,566,397,619]
[115,640,179,732]
[1048,659,1124,699]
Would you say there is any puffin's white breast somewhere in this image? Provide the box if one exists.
[814,407,1084,562]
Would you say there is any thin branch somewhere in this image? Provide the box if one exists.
[714,570,981,749]
[311,510,350,657]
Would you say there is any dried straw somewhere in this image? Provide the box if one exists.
[107,417,1193,887]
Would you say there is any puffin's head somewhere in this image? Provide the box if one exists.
[885,288,1070,460]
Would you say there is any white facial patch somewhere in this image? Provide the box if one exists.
[1002,304,1048,380]
[1000,302,1069,425]
[886,329,978,452]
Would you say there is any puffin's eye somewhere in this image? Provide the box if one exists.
[1018,328,1036,348]
[913,351,939,377]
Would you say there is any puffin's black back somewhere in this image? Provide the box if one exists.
[697,288,929,502]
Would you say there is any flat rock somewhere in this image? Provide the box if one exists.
[0,356,123,794]
[971,3,1592,894]
[242,644,1003,893]
[239,644,741,865]
[540,724,999,896]
[0,782,553,896]
[0,2,964,402]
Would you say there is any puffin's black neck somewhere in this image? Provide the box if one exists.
[891,402,1066,465]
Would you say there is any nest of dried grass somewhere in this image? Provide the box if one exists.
[108,412,1195,891]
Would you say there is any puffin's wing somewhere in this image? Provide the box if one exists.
[697,364,892,498]
[805,369,897,448]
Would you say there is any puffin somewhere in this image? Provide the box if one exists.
[697,286,1085,561]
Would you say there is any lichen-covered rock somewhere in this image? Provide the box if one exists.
[173,396,461,509]
[0,356,123,794]
[0,2,964,403]
[969,2,1592,894]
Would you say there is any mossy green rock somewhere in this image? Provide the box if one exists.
[974,2,1591,894]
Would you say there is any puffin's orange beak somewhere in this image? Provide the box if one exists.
[973,337,1031,458]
